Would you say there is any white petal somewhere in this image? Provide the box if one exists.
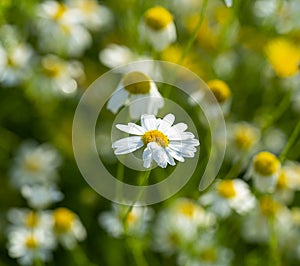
[165,150,176,166]
[129,95,151,120]
[116,123,146,135]
[141,114,158,130]
[112,136,144,155]
[158,113,175,132]
[107,87,129,113]
[165,147,185,162]
[168,142,197,158]
[143,145,153,168]
[147,142,168,168]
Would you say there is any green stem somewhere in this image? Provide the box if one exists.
[122,170,151,224]
[127,238,148,266]
[223,161,242,179]
[268,216,281,266]
[262,90,291,133]
[178,0,208,64]
[72,244,97,266]
[279,118,300,163]
[33,259,45,266]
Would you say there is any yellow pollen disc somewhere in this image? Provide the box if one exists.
[126,212,137,225]
[260,196,279,217]
[207,79,231,103]
[25,212,39,228]
[53,208,75,233]
[276,170,288,190]
[144,6,173,31]
[217,180,236,198]
[265,38,300,78]
[200,248,217,262]
[25,235,38,249]
[142,130,169,147]
[122,71,151,94]
[178,201,195,218]
[234,126,257,151]
[53,3,68,20]
[42,58,64,78]
[253,151,280,176]
[24,157,40,173]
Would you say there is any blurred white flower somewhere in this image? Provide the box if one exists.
[153,198,215,255]
[7,228,55,266]
[52,208,86,249]
[107,71,163,119]
[21,185,64,209]
[247,151,281,193]
[200,179,256,218]
[112,114,199,168]
[36,1,92,56]
[67,0,112,30]
[140,6,176,51]
[10,141,61,189]
[99,204,153,238]
[262,128,286,154]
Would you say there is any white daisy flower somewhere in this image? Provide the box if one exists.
[112,113,200,168]
[52,208,86,249]
[21,185,64,210]
[107,71,163,119]
[10,141,61,189]
[140,6,176,52]
[7,208,52,231]
[7,228,55,266]
[247,151,281,193]
[153,198,215,255]
[67,0,112,30]
[99,204,153,238]
[200,179,256,218]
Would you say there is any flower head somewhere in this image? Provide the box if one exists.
[140,6,176,51]
[112,114,199,168]
[207,79,231,103]
[107,71,163,119]
[265,38,300,78]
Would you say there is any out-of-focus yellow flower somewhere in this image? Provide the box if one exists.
[217,180,236,198]
[265,38,300,78]
[53,208,75,233]
[207,79,231,103]
[144,6,173,31]
[253,151,280,177]
[260,196,279,217]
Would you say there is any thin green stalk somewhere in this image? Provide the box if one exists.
[122,170,151,223]
[178,0,208,64]
[268,216,281,266]
[279,118,300,163]
[127,238,148,266]
[72,244,97,266]
[33,259,45,266]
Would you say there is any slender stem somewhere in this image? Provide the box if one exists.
[116,162,125,201]
[223,161,241,179]
[33,259,45,266]
[127,238,148,266]
[279,118,300,163]
[122,170,151,224]
[72,244,97,266]
[178,0,209,64]
[268,216,281,266]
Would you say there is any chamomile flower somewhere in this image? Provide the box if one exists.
[21,185,63,209]
[112,113,200,168]
[153,198,215,255]
[99,204,153,238]
[140,6,176,51]
[7,228,55,266]
[7,209,52,231]
[207,79,231,105]
[10,141,61,189]
[265,38,300,78]
[52,208,86,249]
[107,71,163,119]
[200,179,256,218]
[242,196,292,244]
[248,151,281,193]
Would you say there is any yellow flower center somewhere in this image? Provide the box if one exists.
[144,6,173,31]
[24,157,41,173]
[260,196,279,217]
[52,3,68,20]
[126,211,138,225]
[122,71,151,94]
[200,248,217,262]
[25,212,39,228]
[253,151,280,176]
[178,201,196,218]
[53,208,75,233]
[217,180,236,198]
[234,126,257,151]
[25,235,38,249]
[207,79,231,103]
[265,38,300,78]
[276,170,288,190]
[142,130,169,147]
[42,57,64,78]
[79,0,98,14]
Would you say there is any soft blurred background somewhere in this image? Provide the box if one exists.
[1,0,300,265]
